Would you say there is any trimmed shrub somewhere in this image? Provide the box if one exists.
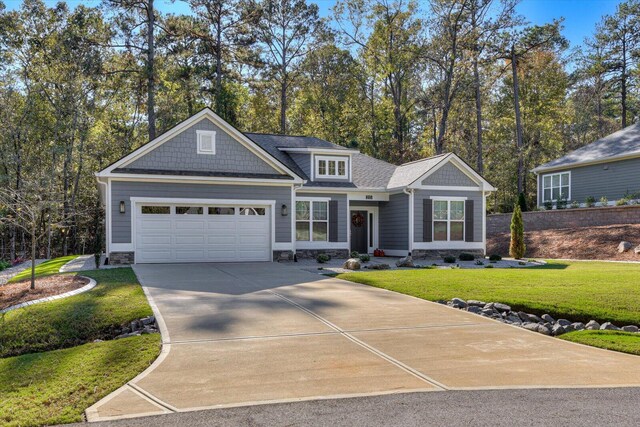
[484,264,494,268]
[488,254,502,262]
[543,200,553,210]
[359,254,370,263]
[509,205,526,259]
[600,196,608,206]
[350,251,359,258]
[585,196,596,207]
[316,254,330,264]
[443,255,456,263]
[556,197,567,209]
[475,260,484,266]
[570,200,580,209]
[458,252,475,261]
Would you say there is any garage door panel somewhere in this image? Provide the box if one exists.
[135,203,271,263]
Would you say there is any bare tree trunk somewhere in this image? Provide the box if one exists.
[621,38,627,128]
[147,0,156,140]
[280,77,287,134]
[30,228,36,290]
[511,46,525,194]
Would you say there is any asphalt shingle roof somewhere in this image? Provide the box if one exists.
[536,122,640,171]
[244,133,459,189]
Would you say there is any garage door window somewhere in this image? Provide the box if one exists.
[240,207,266,215]
[141,206,170,214]
[176,206,203,215]
[296,200,328,241]
[208,207,235,215]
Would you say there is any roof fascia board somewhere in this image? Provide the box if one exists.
[104,173,300,186]
[97,108,303,180]
[532,151,640,174]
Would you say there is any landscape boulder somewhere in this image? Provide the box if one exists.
[618,241,633,253]
[622,325,639,333]
[342,258,361,270]
[541,314,555,323]
[396,256,415,268]
[467,300,486,307]
[635,245,640,255]
[557,319,572,327]
[585,320,600,330]
[600,322,620,331]
[451,298,467,309]
[492,302,511,312]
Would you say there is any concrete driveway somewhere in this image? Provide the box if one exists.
[87,263,640,422]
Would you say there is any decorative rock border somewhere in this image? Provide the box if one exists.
[0,276,97,314]
[442,298,640,337]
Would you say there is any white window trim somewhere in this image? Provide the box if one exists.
[295,197,330,242]
[315,155,349,179]
[432,199,465,242]
[196,130,216,155]
[542,171,571,203]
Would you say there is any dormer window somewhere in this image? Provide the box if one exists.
[316,155,348,179]
[197,130,216,155]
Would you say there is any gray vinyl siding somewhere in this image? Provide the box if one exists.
[111,181,292,243]
[414,189,483,242]
[127,118,279,175]
[296,192,347,242]
[379,193,409,250]
[537,157,640,207]
[421,162,479,187]
[311,154,351,183]
[289,153,311,179]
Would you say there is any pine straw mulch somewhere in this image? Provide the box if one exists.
[487,223,640,261]
[0,275,89,310]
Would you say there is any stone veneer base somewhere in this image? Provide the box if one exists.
[109,252,135,265]
[412,249,485,259]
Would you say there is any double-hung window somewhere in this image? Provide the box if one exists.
[296,200,328,241]
[542,172,570,202]
[433,199,465,241]
[315,156,347,179]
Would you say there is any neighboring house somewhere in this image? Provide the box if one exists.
[533,123,640,208]
[96,108,495,264]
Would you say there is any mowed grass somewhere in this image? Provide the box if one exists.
[0,334,161,427]
[8,255,79,283]
[561,331,640,356]
[337,261,640,325]
[0,268,153,358]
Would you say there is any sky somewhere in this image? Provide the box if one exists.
[2,0,622,51]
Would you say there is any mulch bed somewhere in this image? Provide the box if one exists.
[0,275,89,310]
[487,223,640,261]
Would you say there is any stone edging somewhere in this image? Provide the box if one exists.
[0,276,97,314]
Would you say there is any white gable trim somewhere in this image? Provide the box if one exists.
[96,108,303,182]
[409,154,496,191]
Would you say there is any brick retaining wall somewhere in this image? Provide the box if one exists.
[487,205,640,235]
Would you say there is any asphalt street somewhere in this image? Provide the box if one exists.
[73,387,640,427]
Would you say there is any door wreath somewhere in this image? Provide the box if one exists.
[351,212,365,227]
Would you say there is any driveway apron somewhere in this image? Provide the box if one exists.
[86,263,640,421]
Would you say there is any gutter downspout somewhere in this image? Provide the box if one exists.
[96,176,109,258]
[403,188,414,256]
[292,182,306,261]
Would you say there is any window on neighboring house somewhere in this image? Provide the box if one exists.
[296,200,328,241]
[433,199,465,241]
[197,130,216,155]
[315,156,347,178]
[542,172,570,202]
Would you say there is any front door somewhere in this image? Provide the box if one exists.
[350,210,368,254]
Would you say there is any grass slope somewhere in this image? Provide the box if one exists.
[0,334,161,427]
[562,331,640,356]
[9,255,79,283]
[0,268,153,358]
[337,261,640,325]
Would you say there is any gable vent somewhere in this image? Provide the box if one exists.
[197,130,216,155]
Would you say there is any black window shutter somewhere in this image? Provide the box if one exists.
[465,199,474,242]
[329,200,338,242]
[423,199,432,242]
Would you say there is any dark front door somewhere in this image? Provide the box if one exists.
[350,210,368,254]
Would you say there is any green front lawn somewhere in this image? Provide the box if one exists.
[0,334,161,427]
[337,260,640,355]
[8,255,79,283]
[0,268,153,358]
[561,331,640,356]
[337,261,640,325]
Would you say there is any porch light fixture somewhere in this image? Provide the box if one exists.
[281,204,288,216]
[119,201,126,214]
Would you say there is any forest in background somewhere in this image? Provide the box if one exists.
[0,0,638,259]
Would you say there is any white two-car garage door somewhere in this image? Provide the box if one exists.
[134,202,271,263]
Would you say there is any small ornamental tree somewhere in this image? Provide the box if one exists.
[509,205,526,259]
